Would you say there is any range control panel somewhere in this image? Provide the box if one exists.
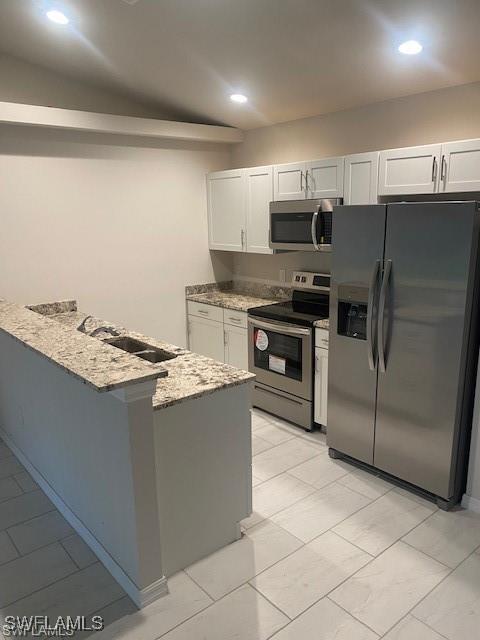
[292,271,330,292]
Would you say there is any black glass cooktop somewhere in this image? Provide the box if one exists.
[248,291,329,327]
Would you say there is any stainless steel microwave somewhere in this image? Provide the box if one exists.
[269,198,342,251]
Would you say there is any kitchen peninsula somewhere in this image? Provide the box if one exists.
[0,299,254,609]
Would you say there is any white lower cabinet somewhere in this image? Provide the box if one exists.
[224,324,248,370]
[188,315,225,362]
[187,304,249,370]
[314,346,328,426]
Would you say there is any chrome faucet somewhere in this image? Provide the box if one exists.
[77,315,121,338]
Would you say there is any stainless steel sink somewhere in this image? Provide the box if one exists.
[105,336,176,363]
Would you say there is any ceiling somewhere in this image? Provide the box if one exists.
[1,0,480,129]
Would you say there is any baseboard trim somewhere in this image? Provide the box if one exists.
[462,493,480,513]
[1,428,168,608]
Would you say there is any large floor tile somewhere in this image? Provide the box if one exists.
[271,482,370,543]
[337,469,393,500]
[414,553,480,640]
[61,534,97,569]
[253,439,319,481]
[383,615,444,640]
[299,429,327,448]
[186,520,302,600]
[251,409,275,432]
[402,508,480,568]
[0,532,18,566]
[330,541,450,636]
[13,471,39,493]
[251,530,372,618]
[242,473,316,529]
[0,456,23,480]
[0,542,76,607]
[333,490,434,556]
[99,572,212,640]
[0,444,12,461]
[270,597,378,640]
[0,478,22,503]
[0,490,54,531]
[8,510,73,554]
[161,584,288,640]
[288,454,350,489]
[254,421,299,446]
[252,435,273,456]
[1,562,124,622]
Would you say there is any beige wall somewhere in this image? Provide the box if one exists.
[0,124,232,346]
[0,52,168,118]
[230,81,480,283]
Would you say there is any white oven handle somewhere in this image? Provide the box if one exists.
[248,317,311,337]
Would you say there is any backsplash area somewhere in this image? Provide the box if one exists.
[232,251,331,286]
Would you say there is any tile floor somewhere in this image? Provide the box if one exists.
[1,409,480,638]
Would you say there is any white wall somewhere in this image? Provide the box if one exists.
[0,52,168,118]
[0,124,232,346]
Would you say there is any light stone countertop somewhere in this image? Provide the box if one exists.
[186,290,283,313]
[314,318,330,330]
[0,300,167,393]
[47,308,255,410]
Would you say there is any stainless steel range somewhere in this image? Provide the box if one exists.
[248,271,329,430]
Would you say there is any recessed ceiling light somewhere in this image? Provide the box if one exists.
[230,94,248,104]
[398,40,423,55]
[46,9,69,25]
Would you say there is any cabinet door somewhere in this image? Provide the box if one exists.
[273,162,306,200]
[246,166,273,254]
[378,144,441,195]
[188,315,225,362]
[224,324,248,371]
[207,169,246,251]
[441,139,480,192]
[314,347,328,426]
[344,152,379,205]
[306,157,345,198]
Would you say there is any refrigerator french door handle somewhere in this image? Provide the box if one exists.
[367,260,380,371]
[311,207,320,250]
[378,259,392,373]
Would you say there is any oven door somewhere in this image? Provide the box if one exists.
[248,317,313,400]
[269,199,333,252]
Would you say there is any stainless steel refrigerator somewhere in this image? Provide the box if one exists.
[328,201,480,509]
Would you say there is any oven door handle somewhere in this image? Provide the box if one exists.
[248,317,311,337]
[311,206,320,251]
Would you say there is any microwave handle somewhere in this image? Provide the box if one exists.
[311,206,320,251]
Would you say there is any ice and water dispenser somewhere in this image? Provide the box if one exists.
[337,284,368,340]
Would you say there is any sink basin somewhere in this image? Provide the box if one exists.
[105,336,176,363]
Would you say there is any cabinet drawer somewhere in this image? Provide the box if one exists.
[187,301,223,323]
[223,309,248,328]
[315,328,329,348]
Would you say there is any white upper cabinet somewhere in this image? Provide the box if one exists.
[245,166,273,254]
[273,162,306,200]
[306,157,344,199]
[378,144,442,196]
[344,152,379,205]
[440,139,480,193]
[207,169,246,251]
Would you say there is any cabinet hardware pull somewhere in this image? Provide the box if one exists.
[300,171,304,191]
[441,155,447,182]
[431,157,437,183]
[198,309,208,315]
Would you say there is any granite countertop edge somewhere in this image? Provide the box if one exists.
[0,300,167,394]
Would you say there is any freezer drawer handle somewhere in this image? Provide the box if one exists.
[378,259,392,373]
[367,260,381,371]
